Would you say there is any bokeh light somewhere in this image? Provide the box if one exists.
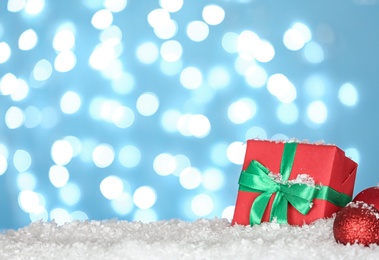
[0,1,376,230]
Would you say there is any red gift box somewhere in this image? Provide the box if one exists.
[232,139,358,226]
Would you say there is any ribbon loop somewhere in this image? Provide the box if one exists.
[239,160,319,225]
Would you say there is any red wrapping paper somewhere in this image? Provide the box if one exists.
[232,139,358,226]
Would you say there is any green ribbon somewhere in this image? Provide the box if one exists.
[238,142,352,226]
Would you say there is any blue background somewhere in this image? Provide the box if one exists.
[1,0,379,230]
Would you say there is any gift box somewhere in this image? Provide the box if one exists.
[232,139,358,226]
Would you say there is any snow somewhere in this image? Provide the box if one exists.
[1,217,379,259]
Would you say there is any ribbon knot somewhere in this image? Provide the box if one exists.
[239,159,319,225]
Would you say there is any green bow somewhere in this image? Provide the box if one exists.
[238,142,352,225]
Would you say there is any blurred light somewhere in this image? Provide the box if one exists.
[172,154,191,176]
[276,103,299,124]
[202,168,225,191]
[60,91,81,114]
[190,85,214,105]
[18,190,43,213]
[18,29,38,51]
[254,40,275,63]
[100,25,122,45]
[283,28,305,51]
[13,150,32,172]
[53,29,75,52]
[293,22,312,42]
[210,142,229,167]
[160,109,181,133]
[50,208,70,225]
[180,67,202,89]
[153,153,176,176]
[191,194,214,217]
[307,100,328,124]
[29,207,48,222]
[91,9,113,29]
[234,55,256,75]
[153,18,178,40]
[111,71,135,94]
[237,30,260,60]
[133,186,157,209]
[70,211,88,221]
[345,147,360,164]
[160,59,182,75]
[17,172,37,190]
[54,51,77,72]
[188,114,211,138]
[49,165,69,188]
[283,22,311,51]
[0,154,7,175]
[100,176,124,200]
[244,65,268,88]
[24,106,42,128]
[59,182,81,205]
[119,145,141,168]
[339,83,358,106]
[0,42,11,63]
[179,167,202,189]
[1,73,17,95]
[177,114,211,138]
[5,106,25,129]
[202,5,225,26]
[160,40,182,62]
[133,209,157,222]
[11,79,29,101]
[51,140,73,165]
[147,8,170,28]
[24,0,45,15]
[89,43,117,70]
[228,98,257,124]
[64,136,82,157]
[222,32,239,54]
[221,205,235,222]
[92,144,115,168]
[159,0,183,12]
[136,92,159,116]
[267,73,297,103]
[136,42,159,64]
[186,21,209,42]
[245,126,268,140]
[104,0,127,12]
[207,66,230,89]
[303,41,324,63]
[226,141,246,165]
[7,0,26,12]
[33,59,53,81]
[112,106,135,128]
[103,59,123,79]
[0,144,9,158]
[304,75,327,98]
[111,192,133,215]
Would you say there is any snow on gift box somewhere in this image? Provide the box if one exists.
[232,139,358,226]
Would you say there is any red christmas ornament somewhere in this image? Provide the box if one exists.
[353,185,379,210]
[333,201,379,246]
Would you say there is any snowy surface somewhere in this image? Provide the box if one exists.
[1,217,379,259]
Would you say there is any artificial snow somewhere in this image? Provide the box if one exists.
[1,218,379,259]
